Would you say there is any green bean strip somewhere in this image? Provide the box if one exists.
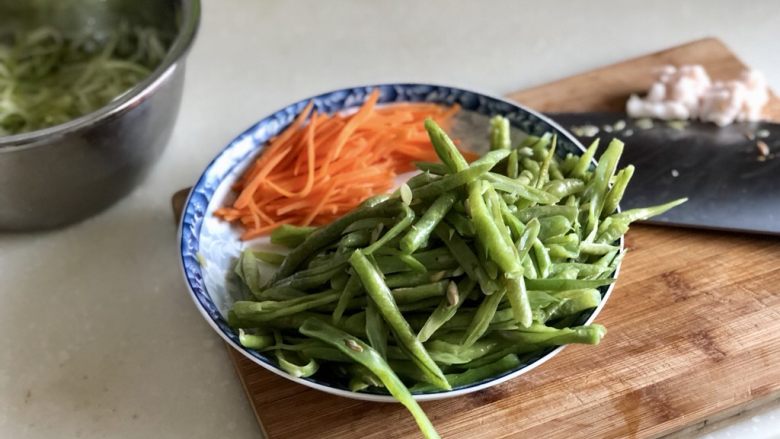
[584,139,624,202]
[521,253,537,278]
[338,230,372,249]
[426,338,500,365]
[571,138,599,178]
[385,271,446,289]
[332,275,363,324]
[507,149,519,179]
[401,192,457,254]
[529,133,552,160]
[234,249,264,298]
[583,139,624,236]
[270,224,318,248]
[595,217,629,244]
[559,153,579,175]
[252,251,286,266]
[485,173,560,204]
[469,180,523,274]
[602,165,635,217]
[504,275,532,328]
[517,169,534,185]
[556,267,580,280]
[594,249,619,268]
[499,324,607,346]
[411,354,521,392]
[330,271,349,291]
[233,290,341,322]
[546,233,580,260]
[263,339,352,362]
[342,312,367,335]
[444,211,476,237]
[300,319,441,439]
[543,178,585,199]
[417,278,475,342]
[273,200,402,281]
[532,238,552,278]
[232,311,361,336]
[547,289,602,320]
[521,158,541,181]
[364,204,415,255]
[348,364,385,392]
[238,329,274,349]
[275,264,346,290]
[516,217,540,259]
[361,194,392,208]
[271,331,319,378]
[538,215,571,240]
[411,150,510,199]
[612,198,688,224]
[349,250,450,390]
[483,260,499,280]
[515,205,578,223]
[458,349,534,373]
[418,307,513,334]
[579,241,619,255]
[535,134,557,188]
[485,184,516,251]
[394,251,429,274]
[489,115,511,150]
[433,225,498,294]
[385,360,436,385]
[374,247,457,274]
[520,134,541,148]
[392,281,448,304]
[609,250,626,274]
[283,252,349,278]
[550,263,608,279]
[425,118,469,173]
[342,217,395,234]
[499,200,525,241]
[276,350,319,378]
[397,297,446,312]
[409,163,487,199]
[366,297,388,359]
[462,288,506,348]
[549,159,564,181]
[525,277,614,291]
[406,171,441,188]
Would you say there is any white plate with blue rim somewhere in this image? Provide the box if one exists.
[177,83,622,402]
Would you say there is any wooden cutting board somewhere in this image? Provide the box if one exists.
[172,38,780,438]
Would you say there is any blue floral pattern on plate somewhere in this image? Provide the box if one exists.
[178,83,621,402]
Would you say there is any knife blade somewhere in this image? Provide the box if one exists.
[547,112,780,235]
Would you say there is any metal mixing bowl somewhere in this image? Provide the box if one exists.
[0,0,200,230]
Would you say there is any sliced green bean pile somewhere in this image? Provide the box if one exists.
[228,117,686,438]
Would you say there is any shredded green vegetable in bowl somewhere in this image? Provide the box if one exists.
[0,24,169,136]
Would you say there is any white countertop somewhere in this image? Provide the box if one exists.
[2,1,779,438]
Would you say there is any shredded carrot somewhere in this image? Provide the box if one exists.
[215,90,469,239]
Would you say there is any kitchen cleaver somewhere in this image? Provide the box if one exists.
[547,112,780,235]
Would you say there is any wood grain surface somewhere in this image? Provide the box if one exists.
[173,37,780,438]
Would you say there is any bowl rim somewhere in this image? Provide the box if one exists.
[177,82,624,402]
[0,0,202,151]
